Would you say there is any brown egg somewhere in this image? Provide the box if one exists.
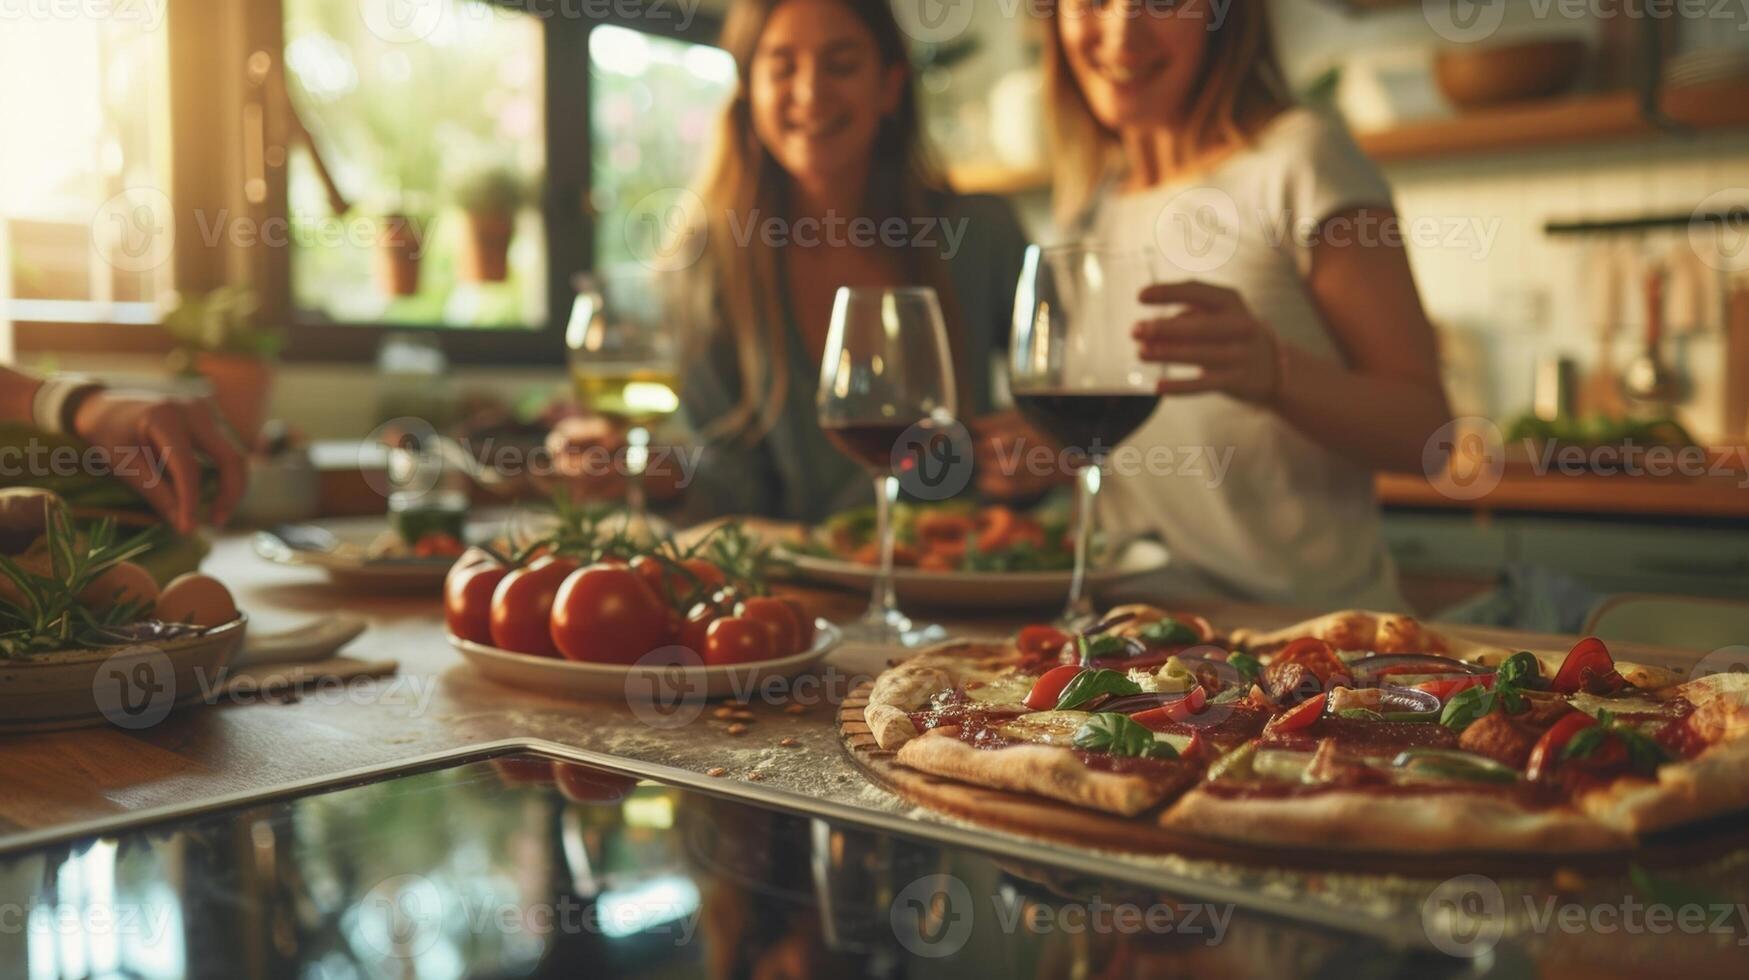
[154,572,239,627]
[78,561,161,613]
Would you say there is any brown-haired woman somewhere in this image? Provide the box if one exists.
[1041,0,1453,609]
[661,0,1034,523]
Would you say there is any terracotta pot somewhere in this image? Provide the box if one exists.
[1435,39,1588,111]
[194,351,273,446]
[375,214,423,297]
[459,209,515,283]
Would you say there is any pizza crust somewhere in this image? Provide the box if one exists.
[896,730,1176,817]
[1576,673,1749,835]
[1162,785,1630,853]
[864,640,1015,751]
[1232,609,1509,661]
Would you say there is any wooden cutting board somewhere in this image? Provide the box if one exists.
[837,681,1749,877]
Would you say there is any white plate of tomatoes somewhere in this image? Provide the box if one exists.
[444,538,841,700]
[449,623,840,700]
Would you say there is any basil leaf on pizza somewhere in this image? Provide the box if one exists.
[1138,619,1199,647]
[1073,712,1178,759]
[1496,651,1541,688]
[1440,685,1494,730]
[1226,651,1262,685]
[1055,669,1142,710]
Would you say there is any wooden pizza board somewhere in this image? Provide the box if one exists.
[838,681,1749,878]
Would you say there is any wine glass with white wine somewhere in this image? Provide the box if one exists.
[565,270,681,537]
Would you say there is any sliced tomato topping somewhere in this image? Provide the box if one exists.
[1016,624,1073,664]
[1524,711,1597,781]
[1130,686,1209,728]
[1024,664,1083,711]
[1552,636,1625,695]
[1273,638,1352,686]
[1268,691,1327,733]
[1414,675,1495,701]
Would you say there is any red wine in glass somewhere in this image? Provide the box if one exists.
[820,420,927,471]
[1011,390,1159,462]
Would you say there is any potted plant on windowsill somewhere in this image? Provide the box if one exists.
[163,286,282,447]
[374,210,427,297]
[453,167,526,284]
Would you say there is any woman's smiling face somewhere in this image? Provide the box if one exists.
[748,0,904,188]
[1057,0,1212,131]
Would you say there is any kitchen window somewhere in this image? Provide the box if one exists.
[0,12,171,327]
[6,0,726,364]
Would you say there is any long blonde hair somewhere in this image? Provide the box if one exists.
[1040,0,1291,228]
[687,0,956,440]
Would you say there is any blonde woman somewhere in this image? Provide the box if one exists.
[662,0,1036,523]
[1041,0,1453,608]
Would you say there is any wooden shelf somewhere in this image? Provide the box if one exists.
[946,78,1749,195]
[946,161,1049,197]
[1355,77,1749,162]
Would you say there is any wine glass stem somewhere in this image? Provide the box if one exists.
[1065,459,1103,625]
[625,426,650,519]
[871,473,900,621]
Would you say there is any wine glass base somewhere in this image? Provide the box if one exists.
[839,607,948,648]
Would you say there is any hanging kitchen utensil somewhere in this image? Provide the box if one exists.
[1579,243,1628,419]
[1620,261,1685,411]
[1726,277,1749,442]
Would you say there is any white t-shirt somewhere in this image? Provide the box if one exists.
[1085,108,1407,611]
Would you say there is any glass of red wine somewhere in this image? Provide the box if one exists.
[817,286,959,646]
[1010,245,1162,626]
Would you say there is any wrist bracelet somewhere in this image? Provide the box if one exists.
[30,377,106,436]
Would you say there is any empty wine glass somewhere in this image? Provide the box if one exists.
[817,287,958,646]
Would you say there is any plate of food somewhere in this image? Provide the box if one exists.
[779,502,1169,608]
[1,489,247,732]
[840,605,1749,868]
[253,493,478,591]
[445,511,838,700]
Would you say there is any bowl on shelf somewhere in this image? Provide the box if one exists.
[1434,38,1588,110]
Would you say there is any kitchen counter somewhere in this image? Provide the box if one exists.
[1377,470,1749,520]
[4,534,1741,972]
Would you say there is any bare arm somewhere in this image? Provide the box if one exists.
[1133,206,1453,474]
[0,366,45,424]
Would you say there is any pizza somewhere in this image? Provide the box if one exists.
[854,606,1749,854]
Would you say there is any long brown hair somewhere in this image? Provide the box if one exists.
[685,0,955,440]
[1040,0,1291,227]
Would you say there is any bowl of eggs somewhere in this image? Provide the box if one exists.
[0,489,246,732]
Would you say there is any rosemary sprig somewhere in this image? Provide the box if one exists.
[0,508,161,658]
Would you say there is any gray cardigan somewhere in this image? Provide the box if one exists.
[672,193,1030,525]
